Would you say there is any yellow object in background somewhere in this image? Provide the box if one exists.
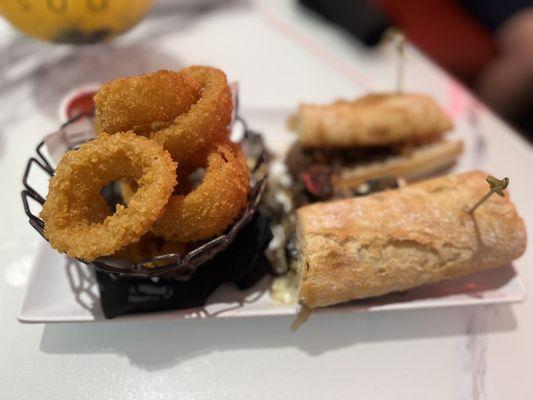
[0,0,154,44]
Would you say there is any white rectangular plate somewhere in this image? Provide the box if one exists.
[19,108,526,323]
[19,244,525,323]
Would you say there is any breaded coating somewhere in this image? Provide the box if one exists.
[152,143,249,242]
[41,132,177,260]
[149,66,233,169]
[94,70,200,134]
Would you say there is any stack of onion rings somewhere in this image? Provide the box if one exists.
[95,67,233,169]
[42,66,250,262]
[95,66,249,244]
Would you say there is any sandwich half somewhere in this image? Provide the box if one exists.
[287,92,463,205]
[295,171,526,308]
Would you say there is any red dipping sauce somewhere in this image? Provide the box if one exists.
[65,90,97,120]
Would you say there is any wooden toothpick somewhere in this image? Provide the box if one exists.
[382,28,406,92]
[468,176,509,214]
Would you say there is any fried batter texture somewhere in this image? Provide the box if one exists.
[152,143,250,242]
[41,132,177,261]
[95,66,248,244]
[94,70,200,134]
[149,66,233,169]
[44,65,252,262]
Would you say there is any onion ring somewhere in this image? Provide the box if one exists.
[151,143,249,242]
[149,66,233,169]
[94,70,200,135]
[41,132,177,261]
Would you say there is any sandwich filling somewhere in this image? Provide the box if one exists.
[285,137,462,206]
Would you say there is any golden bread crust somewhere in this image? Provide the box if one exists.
[296,171,527,308]
[297,93,454,148]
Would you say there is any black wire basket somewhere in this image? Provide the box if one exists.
[21,113,269,281]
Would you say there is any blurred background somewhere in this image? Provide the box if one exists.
[298,0,533,141]
[1,0,533,141]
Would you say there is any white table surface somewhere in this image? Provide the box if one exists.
[1,1,533,399]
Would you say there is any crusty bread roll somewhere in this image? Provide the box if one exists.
[296,171,527,308]
[295,93,453,148]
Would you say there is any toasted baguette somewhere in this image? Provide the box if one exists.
[296,171,527,308]
[295,93,453,148]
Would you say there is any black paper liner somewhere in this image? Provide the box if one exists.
[96,213,273,318]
